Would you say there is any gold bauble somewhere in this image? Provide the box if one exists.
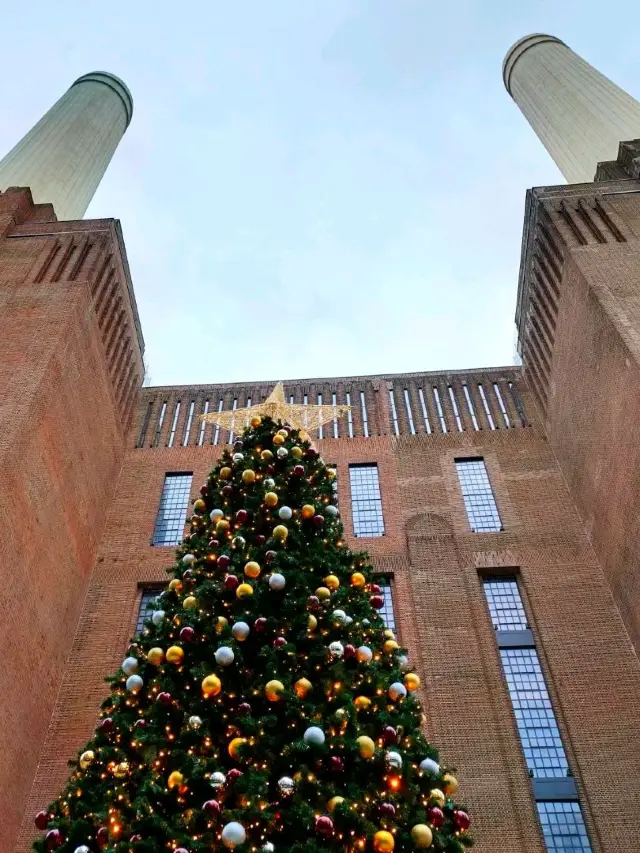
[228,737,247,759]
[183,595,197,610]
[261,449,273,461]
[301,504,315,519]
[113,761,129,779]
[193,498,207,513]
[244,561,261,579]
[383,640,399,653]
[147,647,165,665]
[277,428,288,438]
[242,469,256,484]
[220,467,232,480]
[273,525,288,541]
[356,735,376,758]
[264,492,279,508]
[404,673,420,692]
[350,572,366,588]
[383,629,395,640]
[328,796,345,812]
[265,679,285,701]
[250,415,262,428]
[429,788,445,807]
[442,773,458,795]
[169,578,183,592]
[411,824,433,848]
[299,428,311,442]
[324,575,340,590]
[273,434,285,446]
[216,616,228,633]
[354,695,372,710]
[326,466,337,479]
[216,519,230,535]
[315,586,331,600]
[308,614,318,631]
[166,645,184,665]
[236,583,254,599]
[168,770,184,789]
[202,673,221,697]
[79,750,95,770]
[294,677,312,698]
[291,446,303,459]
[373,830,395,853]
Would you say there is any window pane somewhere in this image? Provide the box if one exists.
[483,579,528,630]
[349,464,384,537]
[536,802,592,852]
[500,648,569,778]
[377,576,396,632]
[135,588,162,635]
[152,473,193,546]
[455,458,502,532]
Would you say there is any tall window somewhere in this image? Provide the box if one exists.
[455,458,502,532]
[377,576,396,632]
[349,464,384,537]
[135,588,163,635]
[482,578,592,852]
[152,473,193,546]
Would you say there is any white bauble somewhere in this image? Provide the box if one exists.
[182,553,196,564]
[232,453,244,463]
[356,645,373,663]
[188,715,203,730]
[332,609,347,625]
[126,674,143,693]
[215,646,235,667]
[264,478,275,489]
[303,726,325,746]
[329,641,344,658]
[74,847,91,853]
[420,757,440,776]
[276,447,288,458]
[210,508,224,522]
[344,615,353,626]
[210,771,226,788]
[232,535,246,549]
[121,656,138,676]
[151,609,165,626]
[388,682,407,701]
[222,822,246,848]
[278,505,293,520]
[262,844,275,853]
[386,750,403,769]
[278,776,295,795]
[269,573,286,591]
[397,654,411,672]
[325,505,339,517]
[362,618,370,627]
[232,621,251,641]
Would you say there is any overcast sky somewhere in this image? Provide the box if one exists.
[2,1,639,386]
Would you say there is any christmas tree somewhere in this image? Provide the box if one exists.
[33,385,472,853]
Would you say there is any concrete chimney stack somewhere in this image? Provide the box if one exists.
[0,71,133,221]
[503,34,640,183]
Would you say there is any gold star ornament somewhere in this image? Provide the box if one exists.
[200,382,350,433]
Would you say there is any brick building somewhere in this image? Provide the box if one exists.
[3,61,640,853]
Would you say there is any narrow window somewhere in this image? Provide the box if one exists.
[360,391,369,437]
[349,464,384,537]
[389,389,399,436]
[455,458,502,532]
[153,401,167,447]
[462,384,479,431]
[417,388,432,434]
[403,389,416,435]
[509,381,528,427]
[182,400,195,446]
[289,394,294,404]
[493,383,511,427]
[213,399,223,445]
[167,401,181,447]
[228,398,238,444]
[135,587,163,635]
[346,392,354,438]
[448,385,463,431]
[332,392,339,438]
[318,393,323,440]
[152,473,193,546]
[198,399,210,446]
[478,383,496,430]
[432,387,447,433]
[377,576,396,632]
[137,400,153,448]
[536,802,592,852]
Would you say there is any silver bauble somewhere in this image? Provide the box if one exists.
[210,508,224,522]
[188,715,203,730]
[329,641,344,657]
[386,750,403,769]
[151,609,165,626]
[210,771,226,788]
[121,656,138,676]
[264,478,275,489]
[278,505,293,520]
[419,757,440,775]
[278,776,295,795]
[325,505,339,517]
[232,452,244,463]
[215,646,235,667]
[276,447,288,458]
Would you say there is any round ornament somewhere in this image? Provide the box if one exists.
[273,525,288,541]
[325,504,339,518]
[96,828,108,847]
[232,452,244,463]
[420,757,440,776]
[168,770,184,789]
[232,535,246,549]
[370,595,384,609]
[264,478,276,490]
[350,572,366,587]
[166,646,184,665]
[269,573,286,590]
[242,469,256,484]
[74,847,90,853]
[157,691,172,706]
[220,467,232,481]
[261,449,273,461]
[222,821,246,848]
[291,445,303,459]
[276,447,288,459]
[386,751,403,769]
[453,810,471,831]
[404,673,421,691]
[126,674,143,692]
[427,806,444,829]
[188,715,202,730]
[169,578,183,590]
[429,789,446,808]
[79,750,95,769]
[272,433,285,446]
[315,816,333,837]
[210,509,224,522]
[217,519,230,535]
[216,616,229,632]
[356,645,373,663]
[202,673,222,697]
[35,811,50,830]
[356,735,375,758]
[215,646,235,667]
[121,656,138,675]
[182,552,197,564]
[265,680,285,701]
[224,575,239,591]
[373,830,394,853]
[344,643,356,659]
[236,583,253,599]
[113,761,129,778]
[383,640,399,653]
[308,614,318,631]
[301,504,315,519]
[278,776,295,795]
[45,830,64,850]
[278,505,293,520]
[388,682,407,701]
[382,726,397,745]
[250,415,262,427]
[99,717,114,732]
[238,702,251,715]
[244,560,261,578]
[329,641,344,658]
[203,799,221,818]
[254,617,267,632]
[328,796,344,812]
[331,606,346,621]
[232,621,250,641]
[303,726,325,746]
[210,771,226,788]
[151,609,165,626]
[236,509,248,524]
[292,464,304,476]
[183,595,197,609]
[273,636,286,648]
[315,586,331,600]
[354,695,371,710]
[379,802,396,818]
[180,626,195,642]
[326,576,340,591]
[218,554,231,569]
[313,514,324,527]
[411,824,433,848]
[228,737,246,759]
[442,773,458,795]
[294,677,312,698]
[329,755,344,772]
[397,654,411,672]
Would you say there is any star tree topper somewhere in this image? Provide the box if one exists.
[200,381,350,433]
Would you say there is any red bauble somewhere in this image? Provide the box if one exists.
[200,484,208,496]
[453,810,471,831]
[96,827,109,846]
[273,636,286,648]
[379,802,396,818]
[370,595,384,609]
[45,830,63,850]
[382,725,397,744]
[343,644,356,659]
[203,799,221,817]
[34,811,50,830]
[224,574,239,590]
[256,534,266,545]
[218,554,231,570]
[370,583,381,594]
[315,816,334,837]
[222,484,234,496]
[312,514,324,527]
[306,447,318,459]
[307,595,320,610]
[157,691,172,706]
[180,626,195,642]
[329,756,344,772]
[267,464,275,473]
[134,718,146,729]
[427,806,445,828]
[208,538,220,549]
[238,702,252,715]
[175,849,189,853]
[227,768,243,784]
[99,717,114,733]
[254,617,267,632]
[293,464,305,476]
[236,509,248,524]
[265,550,277,564]
[130,835,142,842]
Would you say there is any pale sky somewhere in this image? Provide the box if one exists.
[2,1,639,386]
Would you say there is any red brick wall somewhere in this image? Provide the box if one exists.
[17,375,640,852]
